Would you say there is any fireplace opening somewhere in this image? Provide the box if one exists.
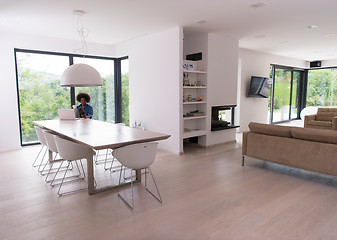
[211,105,239,131]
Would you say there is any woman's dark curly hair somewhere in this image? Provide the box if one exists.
[76,92,91,103]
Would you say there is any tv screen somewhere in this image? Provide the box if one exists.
[248,76,271,98]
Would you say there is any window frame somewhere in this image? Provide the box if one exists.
[269,64,305,124]
[14,48,128,146]
[305,66,337,107]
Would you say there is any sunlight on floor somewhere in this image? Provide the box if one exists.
[277,119,304,127]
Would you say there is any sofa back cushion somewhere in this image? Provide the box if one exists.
[291,127,337,144]
[316,108,337,121]
[248,122,292,138]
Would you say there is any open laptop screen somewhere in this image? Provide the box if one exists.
[57,109,78,120]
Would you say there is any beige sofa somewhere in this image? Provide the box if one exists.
[304,107,337,130]
[242,122,337,177]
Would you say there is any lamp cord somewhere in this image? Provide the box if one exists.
[73,11,89,56]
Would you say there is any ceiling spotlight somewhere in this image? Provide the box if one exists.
[326,33,337,37]
[254,35,266,38]
[306,25,319,29]
[73,10,85,16]
[195,20,208,24]
[250,2,266,8]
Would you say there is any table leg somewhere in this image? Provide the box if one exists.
[87,150,140,195]
[49,149,53,162]
[87,149,95,195]
[135,169,141,182]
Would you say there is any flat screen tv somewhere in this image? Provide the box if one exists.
[247,76,272,98]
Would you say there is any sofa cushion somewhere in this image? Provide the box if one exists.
[291,127,337,144]
[248,122,292,138]
[316,108,337,121]
[308,120,332,127]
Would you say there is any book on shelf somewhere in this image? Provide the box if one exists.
[183,112,205,117]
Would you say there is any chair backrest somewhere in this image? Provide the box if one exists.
[113,142,158,170]
[34,126,47,146]
[316,108,337,121]
[53,135,90,161]
[43,131,58,153]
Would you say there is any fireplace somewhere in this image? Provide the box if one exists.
[211,105,239,131]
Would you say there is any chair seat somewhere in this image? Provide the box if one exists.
[308,120,332,127]
[113,142,161,209]
[53,135,91,196]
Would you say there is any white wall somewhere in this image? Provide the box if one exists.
[321,59,337,67]
[5,27,333,153]
[1,32,20,152]
[182,32,239,147]
[207,33,239,146]
[238,48,307,132]
[115,27,182,154]
[0,30,115,152]
[183,31,208,70]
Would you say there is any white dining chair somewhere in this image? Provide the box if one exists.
[33,126,49,173]
[96,122,125,171]
[42,130,69,183]
[52,135,91,196]
[113,142,162,209]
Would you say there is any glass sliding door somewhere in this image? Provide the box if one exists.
[291,72,300,119]
[270,66,302,123]
[272,69,292,122]
[16,51,70,144]
[74,57,115,122]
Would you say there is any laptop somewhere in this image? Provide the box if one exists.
[57,109,79,120]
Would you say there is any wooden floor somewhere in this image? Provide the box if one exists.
[1,141,337,240]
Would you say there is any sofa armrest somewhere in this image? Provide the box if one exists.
[304,114,316,127]
[242,131,249,155]
[332,117,337,130]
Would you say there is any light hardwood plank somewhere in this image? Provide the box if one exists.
[1,142,337,239]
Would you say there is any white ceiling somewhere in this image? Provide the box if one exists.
[1,0,337,61]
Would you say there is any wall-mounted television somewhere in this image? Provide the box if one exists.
[247,76,272,98]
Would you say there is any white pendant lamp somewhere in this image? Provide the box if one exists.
[60,10,102,87]
[60,63,102,87]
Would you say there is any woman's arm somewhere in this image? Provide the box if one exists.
[85,105,93,118]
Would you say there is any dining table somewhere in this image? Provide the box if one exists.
[33,119,170,195]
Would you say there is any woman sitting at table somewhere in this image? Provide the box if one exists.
[76,92,93,119]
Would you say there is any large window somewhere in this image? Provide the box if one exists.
[74,57,115,122]
[269,65,337,124]
[15,49,129,145]
[306,68,337,107]
[16,52,70,144]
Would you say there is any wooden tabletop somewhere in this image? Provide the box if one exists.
[33,119,171,150]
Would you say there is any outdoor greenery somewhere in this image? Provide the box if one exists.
[269,67,337,122]
[18,62,70,143]
[271,68,337,110]
[17,54,129,144]
[75,72,129,125]
[75,76,115,122]
[121,72,130,125]
[272,70,292,111]
[307,69,337,106]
